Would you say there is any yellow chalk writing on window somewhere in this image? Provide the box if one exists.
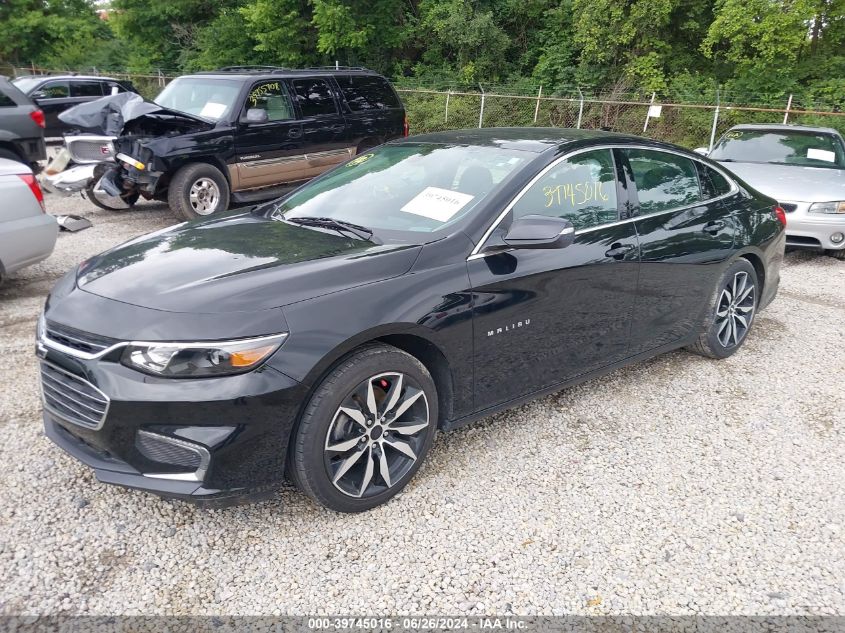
[544,180,608,207]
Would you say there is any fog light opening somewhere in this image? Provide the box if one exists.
[830,232,844,244]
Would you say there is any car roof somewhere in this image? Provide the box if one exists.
[728,123,843,137]
[14,74,125,82]
[187,67,386,81]
[398,127,655,153]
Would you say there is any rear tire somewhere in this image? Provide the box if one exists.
[290,343,438,513]
[825,249,845,260]
[168,163,230,221]
[687,259,758,359]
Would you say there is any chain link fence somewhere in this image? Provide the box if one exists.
[5,65,844,149]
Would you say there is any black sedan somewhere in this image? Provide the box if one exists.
[37,128,786,512]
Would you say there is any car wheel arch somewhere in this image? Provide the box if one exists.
[735,249,766,297]
[293,327,457,431]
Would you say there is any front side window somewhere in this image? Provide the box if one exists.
[511,149,618,230]
[623,149,701,214]
[709,129,845,169]
[71,81,104,98]
[39,81,69,99]
[290,79,337,117]
[245,81,294,121]
[267,144,532,236]
[154,77,241,121]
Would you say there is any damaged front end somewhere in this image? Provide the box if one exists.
[54,93,214,203]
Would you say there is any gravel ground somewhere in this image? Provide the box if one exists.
[0,192,843,616]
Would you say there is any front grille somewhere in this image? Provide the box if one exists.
[136,432,203,469]
[40,362,109,430]
[45,320,119,356]
[67,139,114,163]
[779,202,798,213]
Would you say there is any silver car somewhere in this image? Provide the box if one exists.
[701,124,845,258]
[0,157,58,284]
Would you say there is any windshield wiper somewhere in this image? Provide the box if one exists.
[285,216,377,242]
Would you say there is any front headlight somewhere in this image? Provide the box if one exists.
[809,201,845,214]
[121,333,287,377]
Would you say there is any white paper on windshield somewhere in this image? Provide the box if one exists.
[199,102,227,118]
[807,148,835,162]
[401,187,474,222]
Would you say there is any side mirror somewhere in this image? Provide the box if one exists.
[244,108,269,124]
[693,147,709,156]
[502,215,575,250]
[31,91,48,101]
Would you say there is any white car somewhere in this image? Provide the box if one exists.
[0,158,58,284]
[701,124,845,259]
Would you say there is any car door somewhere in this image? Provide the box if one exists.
[31,80,71,137]
[287,76,353,176]
[468,148,640,409]
[618,147,737,355]
[232,79,307,191]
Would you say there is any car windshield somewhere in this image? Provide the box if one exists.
[264,144,533,238]
[709,129,845,169]
[154,77,241,121]
[11,76,41,93]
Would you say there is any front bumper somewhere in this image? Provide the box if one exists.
[781,200,845,251]
[39,343,308,505]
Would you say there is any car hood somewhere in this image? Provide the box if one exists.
[77,211,422,313]
[58,92,211,136]
[719,161,845,202]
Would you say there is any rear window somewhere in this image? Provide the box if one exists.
[336,75,401,111]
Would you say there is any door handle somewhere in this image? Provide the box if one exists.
[604,243,636,260]
[703,220,726,234]
[288,127,302,139]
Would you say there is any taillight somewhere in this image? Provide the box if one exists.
[18,174,46,212]
[403,114,409,137]
[29,109,45,129]
[773,205,787,227]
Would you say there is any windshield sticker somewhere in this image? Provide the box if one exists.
[807,148,835,162]
[347,152,374,167]
[725,131,743,139]
[199,102,227,118]
[401,187,475,222]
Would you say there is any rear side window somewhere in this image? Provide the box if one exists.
[39,81,70,98]
[245,81,294,121]
[696,162,733,199]
[0,90,14,107]
[336,75,401,111]
[105,82,128,96]
[290,79,337,117]
[623,149,701,214]
[71,81,104,98]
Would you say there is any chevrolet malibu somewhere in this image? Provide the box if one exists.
[37,128,785,512]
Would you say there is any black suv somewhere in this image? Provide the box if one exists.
[100,66,407,219]
[12,75,138,137]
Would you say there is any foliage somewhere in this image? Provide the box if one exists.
[2,0,843,115]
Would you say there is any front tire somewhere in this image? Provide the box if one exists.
[168,163,230,220]
[290,344,438,513]
[825,249,845,261]
[687,259,758,359]
[85,180,140,211]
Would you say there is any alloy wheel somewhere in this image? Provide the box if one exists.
[189,178,220,215]
[715,270,755,348]
[324,372,430,499]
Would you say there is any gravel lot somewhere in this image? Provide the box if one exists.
[0,192,843,616]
